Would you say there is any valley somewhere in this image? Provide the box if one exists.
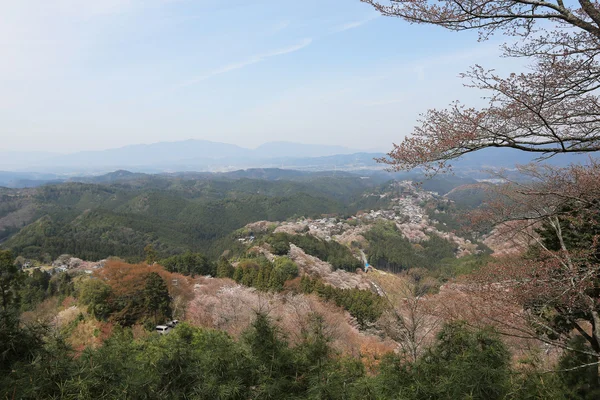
[5,0,600,395]
[2,163,597,399]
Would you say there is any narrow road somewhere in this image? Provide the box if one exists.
[360,249,386,297]
[359,249,369,271]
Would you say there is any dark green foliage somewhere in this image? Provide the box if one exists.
[48,271,74,298]
[216,256,235,278]
[415,321,511,399]
[242,312,369,399]
[444,183,492,209]
[364,222,458,273]
[508,365,569,400]
[0,312,578,400]
[2,324,255,399]
[144,243,158,264]
[0,311,48,375]
[0,315,367,399]
[144,272,172,325]
[300,276,386,329]
[558,336,600,399]
[78,278,113,319]
[232,256,383,328]
[243,313,296,397]
[269,257,299,290]
[370,353,414,399]
[0,250,20,313]
[364,222,417,272]
[268,232,362,272]
[267,232,292,255]
[18,268,50,312]
[373,321,512,400]
[11,267,73,314]
[425,199,470,233]
[292,234,362,272]
[0,225,20,242]
[160,251,215,276]
[2,176,379,262]
[422,235,459,264]
[232,256,298,291]
[536,202,600,255]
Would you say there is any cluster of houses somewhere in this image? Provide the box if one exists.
[357,182,437,225]
[51,256,106,274]
[21,255,107,275]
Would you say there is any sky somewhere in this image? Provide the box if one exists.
[0,0,517,153]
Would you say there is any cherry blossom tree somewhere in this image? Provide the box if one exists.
[376,270,441,362]
[362,0,600,173]
[363,0,600,377]
[458,161,600,377]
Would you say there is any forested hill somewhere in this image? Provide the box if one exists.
[0,171,397,262]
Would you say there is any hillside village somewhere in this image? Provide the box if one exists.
[3,170,591,398]
[4,0,600,395]
[245,180,480,260]
[24,179,483,278]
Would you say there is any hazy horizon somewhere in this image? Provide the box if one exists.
[2,0,521,153]
[0,138,387,155]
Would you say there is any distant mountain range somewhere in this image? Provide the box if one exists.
[0,140,362,172]
[0,139,594,186]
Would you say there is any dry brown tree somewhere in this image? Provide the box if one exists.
[362,0,600,174]
[373,269,441,362]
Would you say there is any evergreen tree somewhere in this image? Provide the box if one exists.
[144,244,157,264]
[160,251,214,276]
[558,336,600,399]
[216,257,235,278]
[144,272,171,325]
[413,321,511,400]
[48,271,74,298]
[78,278,113,319]
[18,268,50,312]
[0,250,20,314]
[244,312,296,398]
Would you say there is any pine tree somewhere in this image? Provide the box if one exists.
[144,272,171,325]
[216,257,234,278]
[0,250,20,314]
[144,244,157,265]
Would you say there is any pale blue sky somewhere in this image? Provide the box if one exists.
[1,0,514,153]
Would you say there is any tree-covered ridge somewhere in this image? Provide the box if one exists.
[267,232,362,272]
[159,252,215,277]
[221,247,383,328]
[3,204,600,400]
[364,222,458,273]
[231,256,299,292]
[299,275,387,329]
[1,174,382,261]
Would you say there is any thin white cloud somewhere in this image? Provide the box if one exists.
[272,20,291,33]
[332,14,379,33]
[179,38,313,87]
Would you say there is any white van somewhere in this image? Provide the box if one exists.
[166,320,179,328]
[156,325,171,335]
